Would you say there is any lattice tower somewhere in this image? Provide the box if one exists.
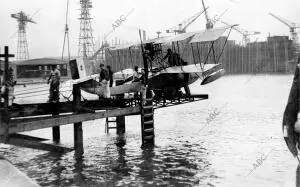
[78,0,95,58]
[11,11,36,60]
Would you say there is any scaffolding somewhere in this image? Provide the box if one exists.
[11,11,36,61]
[78,0,95,58]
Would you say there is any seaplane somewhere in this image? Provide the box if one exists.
[11,25,236,106]
[67,25,236,101]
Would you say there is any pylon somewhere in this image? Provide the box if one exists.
[11,11,36,60]
[78,0,95,58]
[17,28,29,60]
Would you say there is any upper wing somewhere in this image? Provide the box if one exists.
[158,63,222,75]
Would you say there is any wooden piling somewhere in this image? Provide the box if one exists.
[0,46,14,142]
[73,84,83,157]
[52,102,60,142]
[116,116,125,135]
[52,126,60,143]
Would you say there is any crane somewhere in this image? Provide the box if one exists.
[61,0,71,63]
[166,7,208,35]
[210,8,229,26]
[201,0,213,30]
[221,20,260,45]
[269,13,300,52]
[11,11,37,60]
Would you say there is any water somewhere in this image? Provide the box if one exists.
[0,75,298,187]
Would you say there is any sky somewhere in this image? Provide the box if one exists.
[0,0,299,59]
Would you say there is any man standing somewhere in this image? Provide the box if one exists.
[99,64,110,98]
[133,66,141,82]
[106,65,114,87]
[47,65,60,102]
[163,48,173,66]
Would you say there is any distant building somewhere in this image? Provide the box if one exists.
[10,58,70,81]
[220,35,294,74]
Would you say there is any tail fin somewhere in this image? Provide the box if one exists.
[69,58,98,80]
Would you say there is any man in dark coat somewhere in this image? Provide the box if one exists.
[283,54,300,158]
[106,65,114,87]
[47,65,60,102]
[99,64,110,98]
[99,64,109,82]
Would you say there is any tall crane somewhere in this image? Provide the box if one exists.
[61,0,71,62]
[269,13,300,52]
[221,20,260,45]
[166,7,208,35]
[201,0,213,30]
[11,11,36,60]
[210,8,229,26]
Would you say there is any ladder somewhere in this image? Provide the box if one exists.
[105,117,117,133]
[141,90,155,145]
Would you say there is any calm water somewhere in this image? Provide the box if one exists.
[0,75,298,187]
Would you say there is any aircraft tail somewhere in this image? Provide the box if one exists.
[69,58,99,80]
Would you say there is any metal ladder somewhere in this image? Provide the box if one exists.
[141,90,155,145]
[105,117,117,133]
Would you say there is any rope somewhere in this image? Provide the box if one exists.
[60,92,72,102]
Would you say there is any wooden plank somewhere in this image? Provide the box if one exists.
[9,99,124,118]
[6,137,73,153]
[0,157,40,187]
[8,106,141,134]
[9,133,48,141]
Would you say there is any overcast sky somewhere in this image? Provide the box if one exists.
[0,0,299,59]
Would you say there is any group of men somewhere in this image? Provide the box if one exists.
[98,64,114,98]
[47,63,142,102]
[98,64,142,98]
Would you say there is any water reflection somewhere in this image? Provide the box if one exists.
[2,75,293,186]
[138,147,155,183]
[73,157,85,186]
[14,152,66,186]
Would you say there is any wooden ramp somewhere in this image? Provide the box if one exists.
[0,156,40,187]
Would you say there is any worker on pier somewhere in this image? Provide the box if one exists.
[163,48,175,66]
[163,48,184,66]
[133,66,142,82]
[99,64,110,98]
[47,65,60,103]
[107,65,114,87]
[1,68,17,106]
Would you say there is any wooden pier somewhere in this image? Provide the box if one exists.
[0,46,208,157]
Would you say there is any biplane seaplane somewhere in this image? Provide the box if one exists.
[12,25,235,106]
[68,25,236,101]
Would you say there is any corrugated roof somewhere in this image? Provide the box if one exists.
[12,58,67,65]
